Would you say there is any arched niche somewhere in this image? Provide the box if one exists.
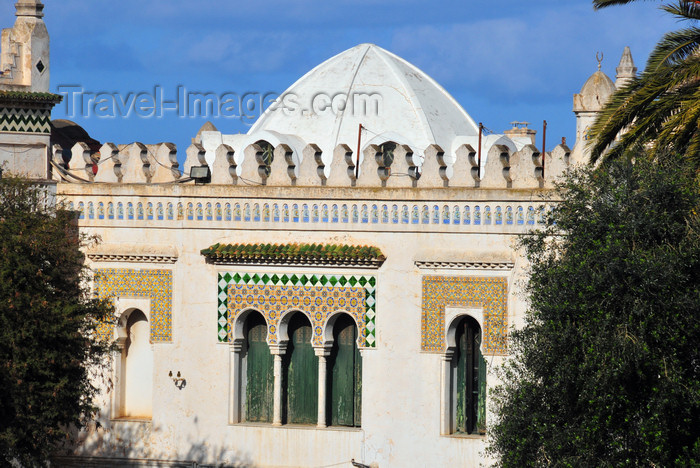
[441,309,487,436]
[115,307,153,419]
[281,311,318,424]
[324,312,362,427]
[321,309,364,350]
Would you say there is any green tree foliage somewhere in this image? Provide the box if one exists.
[488,159,700,467]
[0,177,113,467]
[589,1,700,170]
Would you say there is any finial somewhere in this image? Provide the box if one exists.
[596,51,603,71]
[615,46,637,88]
[15,1,44,18]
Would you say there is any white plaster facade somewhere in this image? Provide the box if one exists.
[0,3,637,467]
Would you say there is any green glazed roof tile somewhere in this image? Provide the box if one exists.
[201,242,386,267]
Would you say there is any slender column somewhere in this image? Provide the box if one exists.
[273,355,283,426]
[315,346,331,428]
[317,356,327,428]
[111,341,125,419]
[441,349,455,435]
[270,344,287,426]
[229,340,244,424]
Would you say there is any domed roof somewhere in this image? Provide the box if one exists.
[581,70,616,97]
[50,119,101,152]
[194,121,218,144]
[573,70,616,112]
[248,43,479,153]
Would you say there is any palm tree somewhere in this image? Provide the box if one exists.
[588,1,700,171]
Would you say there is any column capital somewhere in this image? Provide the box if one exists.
[270,343,288,355]
[314,345,332,357]
[442,347,456,361]
[230,338,245,353]
[114,336,127,351]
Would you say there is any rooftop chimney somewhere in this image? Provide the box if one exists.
[504,121,537,145]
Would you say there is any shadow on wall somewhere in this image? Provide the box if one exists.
[52,416,254,468]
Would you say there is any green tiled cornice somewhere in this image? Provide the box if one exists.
[202,243,386,267]
[0,91,63,105]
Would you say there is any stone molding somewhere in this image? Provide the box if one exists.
[87,253,178,264]
[415,261,514,271]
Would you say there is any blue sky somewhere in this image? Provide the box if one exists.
[1,1,678,159]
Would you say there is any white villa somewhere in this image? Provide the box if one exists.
[0,2,635,467]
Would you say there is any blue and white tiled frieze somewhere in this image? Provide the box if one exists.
[64,198,551,230]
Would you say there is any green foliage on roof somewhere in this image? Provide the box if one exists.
[0,91,63,103]
[201,243,385,265]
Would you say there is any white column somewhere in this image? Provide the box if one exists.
[273,355,283,426]
[270,344,287,426]
[315,346,331,428]
[440,350,454,435]
[229,340,244,424]
[111,341,125,419]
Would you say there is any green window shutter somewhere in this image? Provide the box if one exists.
[284,313,318,424]
[477,348,487,434]
[245,313,274,423]
[454,317,486,434]
[354,330,362,427]
[329,314,362,427]
[455,321,468,433]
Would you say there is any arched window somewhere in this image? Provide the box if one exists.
[121,309,152,419]
[255,140,274,166]
[283,312,318,424]
[452,316,486,435]
[327,314,362,427]
[243,312,273,423]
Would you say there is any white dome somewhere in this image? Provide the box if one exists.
[248,43,479,154]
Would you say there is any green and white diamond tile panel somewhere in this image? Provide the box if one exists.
[217,272,376,348]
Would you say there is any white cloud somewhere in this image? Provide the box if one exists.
[390,4,677,101]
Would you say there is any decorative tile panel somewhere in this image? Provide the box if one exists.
[0,107,52,133]
[95,269,173,342]
[218,272,376,348]
[421,276,508,355]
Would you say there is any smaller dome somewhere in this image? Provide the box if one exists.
[193,121,219,144]
[580,70,616,97]
[50,119,101,152]
[573,70,616,112]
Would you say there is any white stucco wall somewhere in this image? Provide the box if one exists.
[58,183,536,468]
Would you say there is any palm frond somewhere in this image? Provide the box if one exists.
[593,0,653,9]
[590,22,700,167]
[646,27,700,69]
[662,0,700,21]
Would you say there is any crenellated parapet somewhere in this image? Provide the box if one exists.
[51,137,573,190]
[52,142,182,184]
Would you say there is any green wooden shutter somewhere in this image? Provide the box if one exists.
[329,314,362,427]
[354,329,362,427]
[454,317,486,434]
[455,320,468,433]
[245,313,273,422]
[284,313,318,424]
[477,344,487,434]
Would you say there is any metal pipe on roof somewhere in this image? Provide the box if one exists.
[355,123,363,180]
[542,120,547,179]
[477,122,483,180]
